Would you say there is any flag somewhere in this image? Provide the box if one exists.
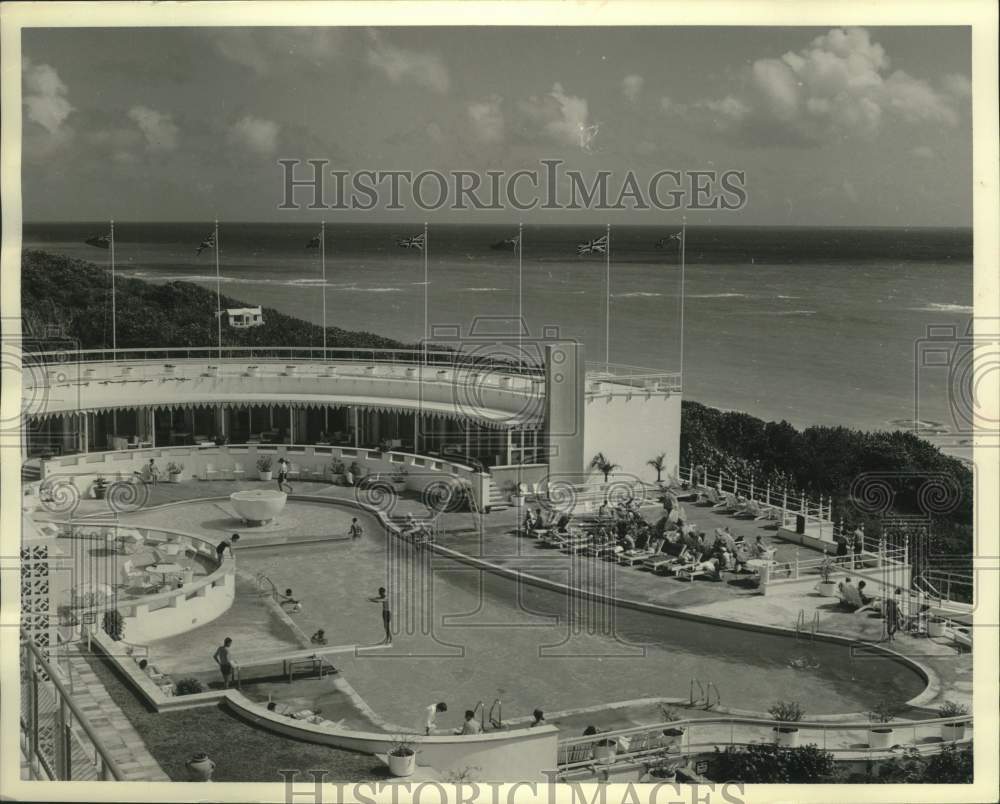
[196,230,216,256]
[306,231,322,249]
[84,233,111,249]
[576,234,608,256]
[397,232,425,250]
[490,234,520,251]
[655,232,682,249]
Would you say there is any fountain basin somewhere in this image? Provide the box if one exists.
[230,489,287,525]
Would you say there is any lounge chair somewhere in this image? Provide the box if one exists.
[203,463,218,481]
[232,463,246,482]
[619,538,664,567]
[676,559,719,582]
[698,487,724,506]
[644,547,691,575]
[713,493,740,513]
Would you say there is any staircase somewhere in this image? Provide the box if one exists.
[22,460,42,482]
[487,480,510,511]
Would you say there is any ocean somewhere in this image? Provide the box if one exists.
[22,222,974,456]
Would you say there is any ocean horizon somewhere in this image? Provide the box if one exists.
[23,222,974,456]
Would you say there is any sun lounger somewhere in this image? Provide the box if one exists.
[676,560,718,582]
[698,487,724,506]
[713,493,740,513]
[618,539,665,567]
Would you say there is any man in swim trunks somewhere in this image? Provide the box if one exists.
[369,586,392,644]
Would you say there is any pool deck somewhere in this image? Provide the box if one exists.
[69,478,972,722]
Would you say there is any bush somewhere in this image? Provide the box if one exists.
[102,609,124,641]
[872,745,973,783]
[769,701,804,723]
[712,743,837,783]
[174,677,204,696]
[937,700,969,719]
[256,456,273,472]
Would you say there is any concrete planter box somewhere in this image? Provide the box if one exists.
[245,366,259,377]
[405,367,418,379]
[285,365,299,376]
[816,581,839,597]
[499,376,514,389]
[365,366,377,375]
[942,722,968,741]
[868,727,895,749]
[387,751,416,777]
[168,471,185,484]
[121,366,134,377]
[927,617,947,638]
[163,364,176,375]
[83,368,97,380]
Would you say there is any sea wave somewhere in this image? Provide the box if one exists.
[614,291,663,298]
[911,303,973,313]
[686,292,747,299]
[463,287,505,292]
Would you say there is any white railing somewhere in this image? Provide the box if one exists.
[556,713,973,773]
[24,346,545,376]
[679,464,834,537]
[585,362,682,392]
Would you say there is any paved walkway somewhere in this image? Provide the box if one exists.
[60,644,170,781]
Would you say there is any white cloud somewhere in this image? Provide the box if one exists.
[467,95,504,143]
[229,115,279,155]
[941,73,971,99]
[366,31,450,93]
[23,59,74,134]
[518,83,593,148]
[214,29,343,75]
[681,27,967,146]
[622,74,644,103]
[910,145,935,159]
[127,106,179,151]
[425,122,444,144]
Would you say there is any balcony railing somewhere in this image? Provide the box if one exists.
[24,346,545,376]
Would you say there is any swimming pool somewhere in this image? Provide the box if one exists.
[236,513,926,731]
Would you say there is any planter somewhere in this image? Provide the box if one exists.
[927,617,947,638]
[286,365,299,376]
[365,366,377,375]
[942,722,968,742]
[773,727,800,748]
[259,471,273,482]
[163,364,176,375]
[168,471,184,484]
[499,376,513,389]
[83,368,97,380]
[245,366,259,377]
[816,580,839,597]
[405,367,418,379]
[868,727,895,749]
[185,752,216,781]
[93,484,108,500]
[436,370,450,381]
[647,767,676,782]
[206,365,219,376]
[121,366,133,377]
[387,750,416,777]
[658,728,685,751]
[593,739,617,765]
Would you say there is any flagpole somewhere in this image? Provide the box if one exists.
[321,221,327,360]
[517,221,523,365]
[680,217,687,382]
[423,221,429,345]
[214,220,222,359]
[109,219,117,360]
[605,223,611,375]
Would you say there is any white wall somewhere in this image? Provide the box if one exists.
[582,391,681,485]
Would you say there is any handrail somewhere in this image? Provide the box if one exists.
[22,637,126,780]
[24,345,545,374]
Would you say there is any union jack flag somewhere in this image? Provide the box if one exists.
[84,232,111,249]
[576,234,608,256]
[306,232,322,249]
[397,232,425,250]
[654,232,682,249]
[196,230,216,256]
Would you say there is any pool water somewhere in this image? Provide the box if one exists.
[236,520,926,731]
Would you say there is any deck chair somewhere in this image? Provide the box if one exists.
[619,538,664,567]
[287,462,301,481]
[713,493,739,513]
[698,487,723,505]
[676,559,718,582]
[203,463,219,481]
[644,546,693,574]
[232,462,246,482]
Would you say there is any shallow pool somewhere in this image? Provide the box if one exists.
[236,518,926,732]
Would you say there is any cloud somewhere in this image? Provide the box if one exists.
[941,73,971,99]
[517,82,594,148]
[467,95,504,143]
[127,106,179,151]
[214,29,343,75]
[910,145,935,159]
[229,115,279,155]
[23,58,74,134]
[425,122,444,144]
[622,74,644,103]
[366,31,450,93]
[675,27,968,146]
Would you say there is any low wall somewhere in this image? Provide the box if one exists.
[40,444,491,510]
[487,464,549,497]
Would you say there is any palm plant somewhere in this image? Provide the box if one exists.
[590,453,620,483]
[647,453,667,483]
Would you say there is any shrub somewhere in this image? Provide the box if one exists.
[869,699,895,724]
[388,734,416,758]
[102,609,124,641]
[166,462,184,474]
[937,700,969,719]
[174,677,204,696]
[712,743,837,783]
[769,701,804,723]
[256,456,273,472]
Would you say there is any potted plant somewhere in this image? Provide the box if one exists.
[868,700,896,749]
[257,456,273,481]
[386,734,418,777]
[92,475,109,500]
[174,677,204,696]
[658,705,686,749]
[927,615,947,638]
[647,452,667,485]
[938,701,970,742]
[503,480,525,505]
[769,700,803,748]
[163,363,176,376]
[326,458,346,484]
[166,462,185,483]
[646,760,680,782]
[590,453,620,484]
[245,365,259,377]
[816,557,839,597]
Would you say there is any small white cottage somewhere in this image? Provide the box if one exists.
[221,306,264,328]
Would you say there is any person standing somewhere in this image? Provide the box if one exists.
[146,458,160,486]
[423,701,448,735]
[215,533,240,562]
[276,458,293,493]
[349,517,363,539]
[884,588,903,642]
[213,637,236,688]
[368,586,392,644]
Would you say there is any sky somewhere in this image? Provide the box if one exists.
[20,25,972,226]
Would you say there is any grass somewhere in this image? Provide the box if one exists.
[82,648,386,782]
